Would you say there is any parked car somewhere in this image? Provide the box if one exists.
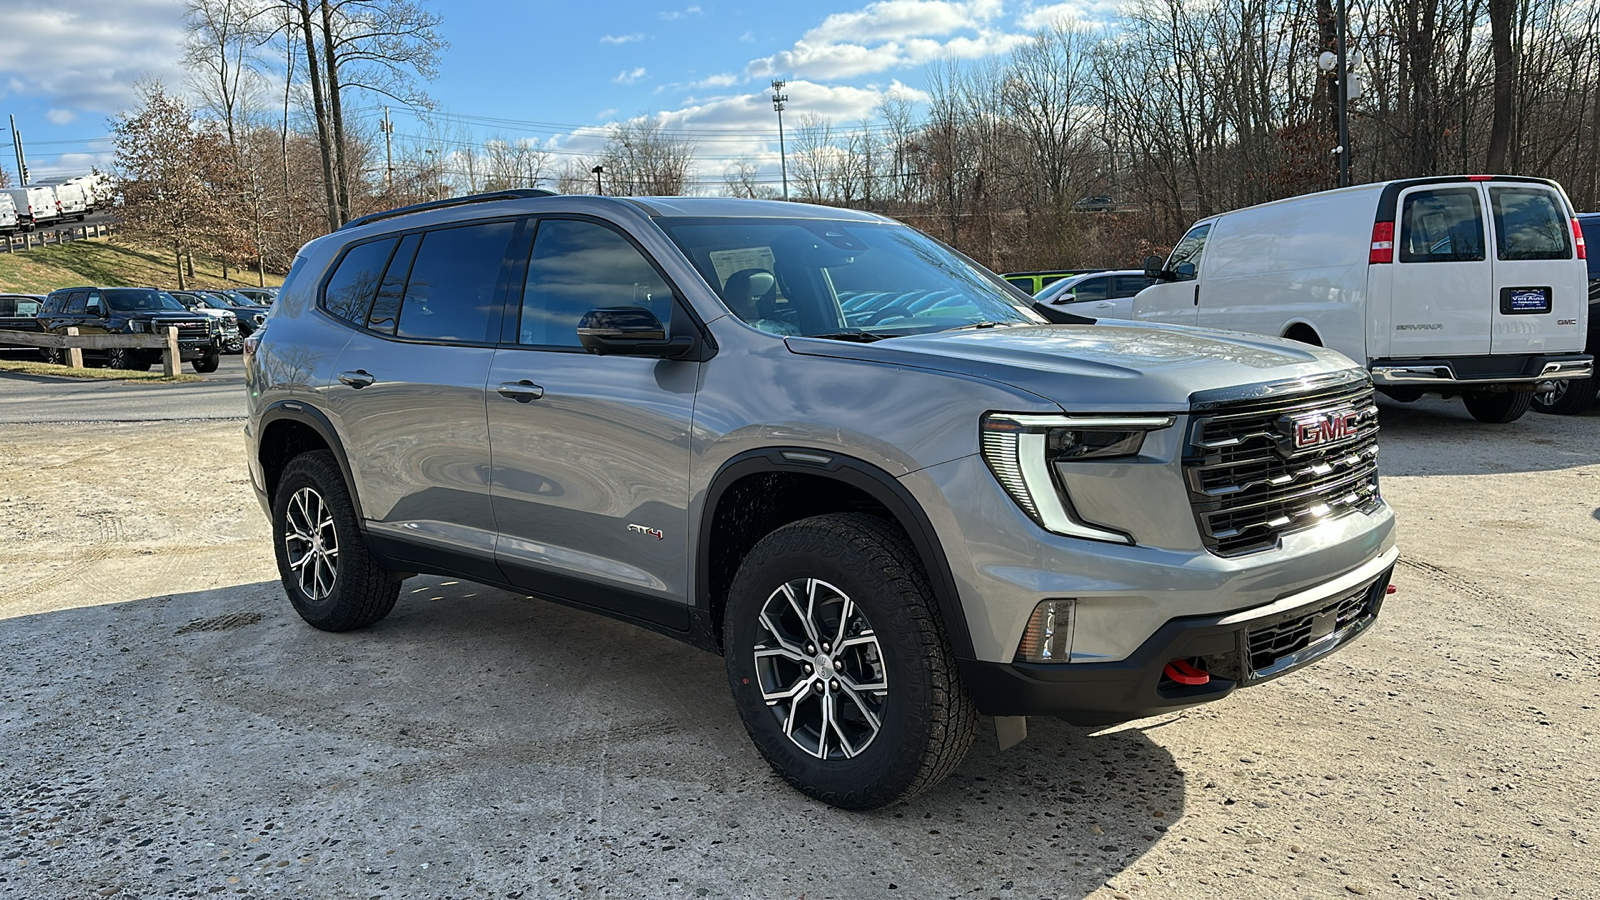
[1136,175,1590,423]
[234,287,278,305]
[0,293,47,357]
[1074,196,1118,212]
[183,288,267,337]
[1531,211,1600,414]
[1031,269,1156,323]
[2,186,60,230]
[38,287,222,372]
[1000,268,1105,294]
[245,191,1396,810]
[0,194,17,235]
[170,290,245,353]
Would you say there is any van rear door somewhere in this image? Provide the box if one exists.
[1485,183,1586,355]
[1388,183,1493,358]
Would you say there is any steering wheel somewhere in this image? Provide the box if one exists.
[859,305,916,326]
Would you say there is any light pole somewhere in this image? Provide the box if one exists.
[771,79,789,201]
[1335,0,1350,187]
[592,164,604,196]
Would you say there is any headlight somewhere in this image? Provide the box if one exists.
[980,412,1175,543]
[252,314,265,326]
[128,320,147,333]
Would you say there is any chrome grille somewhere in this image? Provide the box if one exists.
[1185,374,1381,556]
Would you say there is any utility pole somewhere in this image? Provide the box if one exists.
[1334,0,1350,188]
[381,107,394,191]
[592,164,604,196]
[10,115,30,186]
[771,80,789,201]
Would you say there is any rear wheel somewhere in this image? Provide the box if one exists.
[723,513,976,810]
[42,346,64,365]
[1531,377,1599,415]
[1463,390,1533,423]
[272,450,399,631]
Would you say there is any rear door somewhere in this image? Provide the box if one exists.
[1389,184,1492,358]
[1486,184,1586,354]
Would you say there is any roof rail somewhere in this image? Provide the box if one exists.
[340,188,557,231]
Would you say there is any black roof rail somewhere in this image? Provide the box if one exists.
[340,188,557,231]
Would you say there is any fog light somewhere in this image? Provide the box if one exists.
[1014,599,1075,663]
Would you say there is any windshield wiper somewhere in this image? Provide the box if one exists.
[804,331,886,343]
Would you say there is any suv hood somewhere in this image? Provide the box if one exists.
[786,324,1360,412]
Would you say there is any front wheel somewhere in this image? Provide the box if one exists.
[107,347,151,371]
[724,513,976,810]
[1463,390,1533,423]
[1532,377,1598,415]
[272,450,400,631]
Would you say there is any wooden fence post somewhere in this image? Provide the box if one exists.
[162,327,180,377]
[65,327,83,368]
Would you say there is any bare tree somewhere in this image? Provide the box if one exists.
[599,118,697,195]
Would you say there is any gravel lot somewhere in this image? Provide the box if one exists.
[1,391,1596,899]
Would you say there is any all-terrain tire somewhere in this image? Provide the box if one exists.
[1463,390,1533,423]
[272,450,400,631]
[1531,377,1599,415]
[723,512,977,810]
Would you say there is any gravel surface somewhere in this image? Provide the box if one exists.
[1,396,1596,899]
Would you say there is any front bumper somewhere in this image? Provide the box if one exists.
[1371,353,1591,388]
[960,550,1396,725]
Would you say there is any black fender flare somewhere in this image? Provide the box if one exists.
[256,400,364,522]
[697,448,976,660]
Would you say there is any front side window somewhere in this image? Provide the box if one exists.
[1399,188,1485,263]
[1165,224,1211,280]
[660,218,1041,339]
[394,222,516,343]
[1490,187,1571,261]
[322,237,398,324]
[518,219,673,347]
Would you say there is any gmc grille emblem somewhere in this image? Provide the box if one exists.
[1279,410,1361,453]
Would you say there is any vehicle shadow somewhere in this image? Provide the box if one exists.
[1376,394,1600,476]
[0,575,1179,898]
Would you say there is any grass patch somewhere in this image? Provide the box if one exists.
[0,357,204,383]
[0,236,283,295]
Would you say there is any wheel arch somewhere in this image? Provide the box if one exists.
[697,449,974,660]
[257,402,364,521]
[1282,320,1323,346]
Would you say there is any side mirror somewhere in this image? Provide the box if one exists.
[1173,261,1197,281]
[1052,291,1076,305]
[1142,255,1165,281]
[85,301,103,317]
[577,307,694,359]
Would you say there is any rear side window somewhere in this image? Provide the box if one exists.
[322,237,398,324]
[518,219,673,347]
[395,221,516,343]
[1399,188,1484,263]
[364,234,420,334]
[65,292,88,315]
[1112,274,1155,298]
[1490,188,1571,261]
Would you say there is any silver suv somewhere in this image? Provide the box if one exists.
[244,192,1398,809]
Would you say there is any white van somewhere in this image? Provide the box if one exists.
[2,186,61,229]
[45,181,88,221]
[0,193,17,234]
[1134,175,1590,423]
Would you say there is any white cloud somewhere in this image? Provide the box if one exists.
[659,5,703,21]
[46,108,79,125]
[692,73,741,89]
[807,0,1003,44]
[1016,1,1122,30]
[745,1,1025,80]
[0,1,188,114]
[601,33,645,44]
[613,67,648,85]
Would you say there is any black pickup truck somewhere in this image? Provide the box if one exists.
[0,293,47,357]
[37,287,221,372]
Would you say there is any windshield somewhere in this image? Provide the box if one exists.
[658,217,1042,338]
[104,289,187,312]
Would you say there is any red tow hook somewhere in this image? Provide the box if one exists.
[1163,658,1210,686]
[1386,584,1397,594]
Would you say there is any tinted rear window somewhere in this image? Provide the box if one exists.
[394,222,515,343]
[1491,187,1571,261]
[1399,188,1484,263]
[322,238,398,324]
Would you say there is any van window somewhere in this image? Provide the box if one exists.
[322,237,398,324]
[1490,187,1571,261]
[395,221,515,343]
[1166,224,1211,280]
[518,219,673,347]
[1399,188,1484,263]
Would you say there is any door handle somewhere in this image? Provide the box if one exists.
[337,369,375,389]
[1095,301,1114,308]
[497,380,544,402]
[1192,285,1200,306]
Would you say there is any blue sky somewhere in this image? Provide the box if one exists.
[0,0,1106,187]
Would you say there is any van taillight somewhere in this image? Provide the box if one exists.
[1574,218,1587,261]
[1370,221,1394,264]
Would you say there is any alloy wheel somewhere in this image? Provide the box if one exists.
[752,577,888,760]
[284,486,339,601]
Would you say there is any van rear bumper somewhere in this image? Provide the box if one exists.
[1371,353,1592,388]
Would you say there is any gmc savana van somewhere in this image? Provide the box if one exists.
[1135,176,1590,422]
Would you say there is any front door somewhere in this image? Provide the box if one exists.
[1134,222,1211,326]
[486,217,698,614]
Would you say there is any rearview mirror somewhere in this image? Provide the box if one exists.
[1142,255,1165,281]
[577,307,694,359]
